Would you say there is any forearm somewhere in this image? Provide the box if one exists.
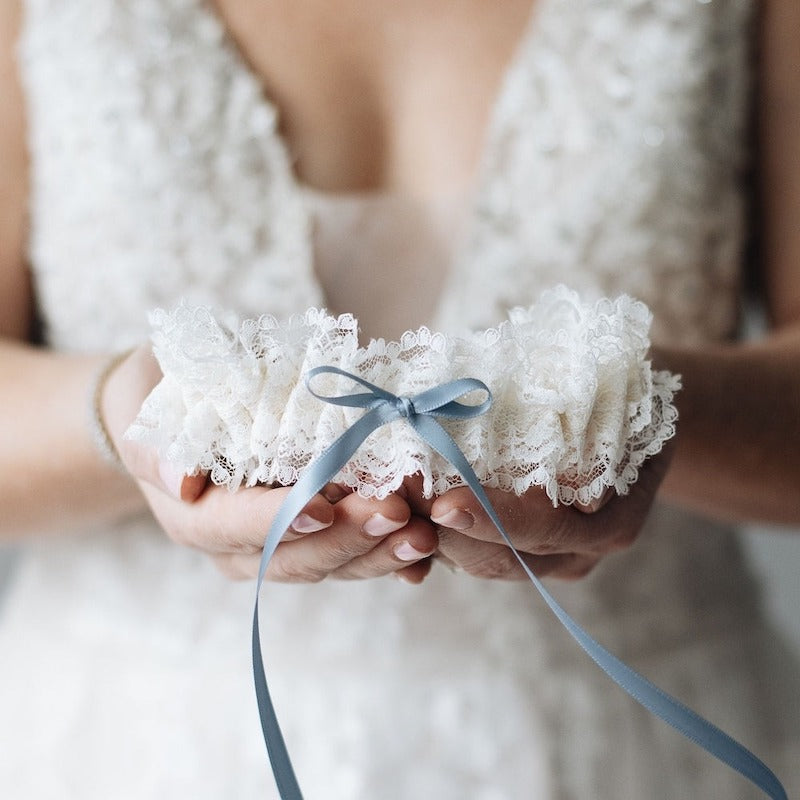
[656,325,800,525]
[0,339,147,538]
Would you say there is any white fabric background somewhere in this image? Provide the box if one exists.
[741,529,800,657]
[2,532,799,655]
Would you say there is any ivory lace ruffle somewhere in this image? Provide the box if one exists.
[126,287,680,504]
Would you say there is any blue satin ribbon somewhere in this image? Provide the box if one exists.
[252,366,787,800]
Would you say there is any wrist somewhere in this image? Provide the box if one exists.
[88,350,134,472]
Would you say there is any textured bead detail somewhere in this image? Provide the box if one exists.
[88,350,133,471]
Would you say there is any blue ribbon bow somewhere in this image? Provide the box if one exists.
[252,366,787,800]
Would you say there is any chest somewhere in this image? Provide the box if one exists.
[210,0,535,196]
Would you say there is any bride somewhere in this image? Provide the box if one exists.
[0,0,798,797]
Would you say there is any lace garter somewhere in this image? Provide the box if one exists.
[126,286,680,505]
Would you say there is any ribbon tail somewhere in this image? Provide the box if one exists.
[253,405,397,800]
[410,414,787,800]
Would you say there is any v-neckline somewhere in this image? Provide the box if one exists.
[196,0,548,330]
[203,0,546,197]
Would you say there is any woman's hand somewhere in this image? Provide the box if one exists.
[406,449,673,581]
[136,479,438,585]
[103,345,438,584]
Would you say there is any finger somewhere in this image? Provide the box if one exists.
[211,551,260,581]
[285,493,340,538]
[334,490,411,536]
[401,473,434,517]
[394,556,434,585]
[321,483,351,503]
[430,484,582,554]
[429,459,665,557]
[105,345,176,487]
[436,527,525,579]
[156,460,209,503]
[437,529,599,580]
[140,481,335,555]
[262,495,415,583]
[210,524,438,584]
[573,487,615,514]
[213,537,598,583]
[329,516,438,580]
[121,430,209,503]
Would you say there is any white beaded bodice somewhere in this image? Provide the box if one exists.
[20,0,752,351]
[9,2,792,800]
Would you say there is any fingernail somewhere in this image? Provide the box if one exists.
[158,460,185,500]
[431,508,474,531]
[321,484,348,503]
[291,513,331,534]
[393,542,431,561]
[363,513,405,537]
[577,488,615,514]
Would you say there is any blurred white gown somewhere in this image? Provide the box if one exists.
[1,0,798,797]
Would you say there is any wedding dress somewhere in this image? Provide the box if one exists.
[1,0,797,797]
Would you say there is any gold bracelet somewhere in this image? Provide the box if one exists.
[88,349,133,472]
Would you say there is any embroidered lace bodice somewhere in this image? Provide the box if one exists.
[23,0,749,351]
[4,1,797,798]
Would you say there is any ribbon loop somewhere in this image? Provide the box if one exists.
[304,365,492,422]
[253,367,787,800]
[409,378,492,418]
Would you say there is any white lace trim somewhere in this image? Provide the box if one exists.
[126,287,680,503]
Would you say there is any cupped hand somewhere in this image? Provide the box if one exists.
[405,448,673,581]
[102,345,438,584]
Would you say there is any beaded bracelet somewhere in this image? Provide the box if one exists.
[88,350,132,471]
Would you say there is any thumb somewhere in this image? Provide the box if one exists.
[157,459,209,502]
[103,344,208,503]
